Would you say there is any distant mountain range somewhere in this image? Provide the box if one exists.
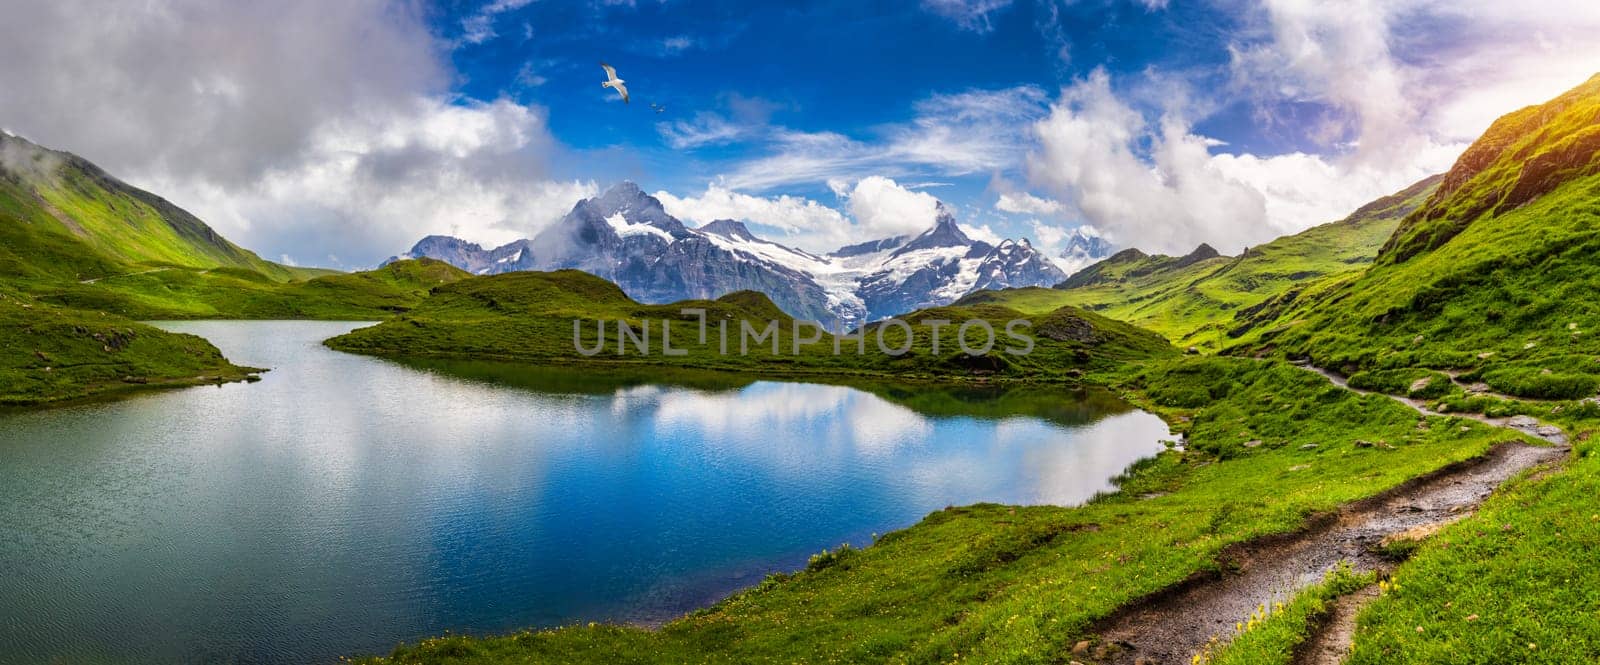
[390,182,1069,325]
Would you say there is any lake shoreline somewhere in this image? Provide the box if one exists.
[1,320,1169,664]
[0,366,263,410]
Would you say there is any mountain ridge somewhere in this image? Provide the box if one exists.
[391,182,1067,326]
[952,172,1443,348]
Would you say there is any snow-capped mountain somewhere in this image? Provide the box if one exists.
[853,204,1067,318]
[400,235,534,275]
[388,182,1067,326]
[1056,228,1115,275]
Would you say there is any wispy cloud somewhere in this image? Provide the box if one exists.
[513,61,548,88]
[657,113,752,149]
[920,0,1014,33]
[458,0,535,45]
[718,86,1048,191]
[659,35,698,54]
[655,93,787,149]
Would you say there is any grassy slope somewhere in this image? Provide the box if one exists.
[1228,74,1600,399]
[357,357,1515,664]
[960,245,1232,346]
[2,132,464,322]
[956,175,1439,350]
[0,291,256,406]
[1212,74,1600,661]
[1,132,290,280]
[324,269,1176,383]
[1347,424,1600,664]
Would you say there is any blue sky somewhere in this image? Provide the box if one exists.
[4,0,1599,267]
[418,0,1600,258]
[434,0,1260,236]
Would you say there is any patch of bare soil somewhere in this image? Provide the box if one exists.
[1293,584,1380,665]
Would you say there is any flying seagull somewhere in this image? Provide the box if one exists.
[600,62,629,104]
[649,102,665,114]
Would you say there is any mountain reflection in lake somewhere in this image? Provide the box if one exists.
[0,321,1169,664]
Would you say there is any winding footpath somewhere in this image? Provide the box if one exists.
[1303,365,1567,445]
[1087,365,1568,665]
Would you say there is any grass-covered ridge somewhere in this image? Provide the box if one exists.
[33,257,471,320]
[324,269,1177,383]
[955,173,1439,351]
[1382,73,1600,265]
[1193,72,1600,662]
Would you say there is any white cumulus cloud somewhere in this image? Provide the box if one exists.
[654,184,849,249]
[1026,68,1454,255]
[995,191,1067,217]
[0,0,590,268]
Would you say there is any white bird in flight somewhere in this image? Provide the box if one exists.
[600,62,629,104]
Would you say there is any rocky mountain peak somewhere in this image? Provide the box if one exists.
[895,203,972,254]
[588,181,675,228]
[699,219,757,241]
[1062,229,1114,261]
[411,235,484,254]
[1178,243,1222,266]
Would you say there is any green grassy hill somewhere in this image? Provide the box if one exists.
[2,132,468,322]
[0,291,257,406]
[1229,74,1600,399]
[1,132,292,281]
[956,175,1439,350]
[325,269,1177,382]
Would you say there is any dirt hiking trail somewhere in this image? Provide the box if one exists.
[1081,366,1568,665]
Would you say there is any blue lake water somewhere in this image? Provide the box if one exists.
[0,321,1169,664]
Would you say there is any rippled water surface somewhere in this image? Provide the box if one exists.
[0,321,1169,664]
